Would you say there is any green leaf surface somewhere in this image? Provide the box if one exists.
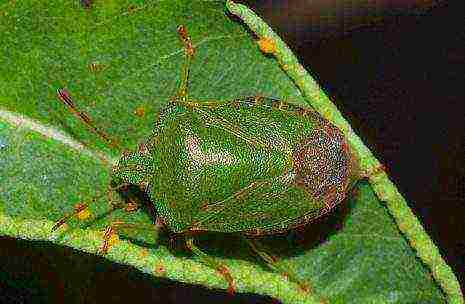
[0,1,459,303]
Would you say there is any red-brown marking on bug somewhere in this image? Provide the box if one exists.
[51,202,90,231]
[270,254,279,263]
[296,280,312,294]
[253,94,265,104]
[122,149,131,158]
[245,228,264,236]
[200,201,209,212]
[321,186,338,212]
[188,221,203,232]
[297,108,312,118]
[138,142,148,155]
[124,198,138,212]
[139,181,149,192]
[292,123,351,209]
[74,202,91,220]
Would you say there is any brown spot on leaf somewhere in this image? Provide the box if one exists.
[200,201,209,211]
[139,248,149,259]
[154,264,165,275]
[80,0,92,9]
[134,106,145,117]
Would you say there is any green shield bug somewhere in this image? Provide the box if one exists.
[52,25,359,294]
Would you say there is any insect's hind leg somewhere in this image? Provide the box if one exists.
[175,25,196,102]
[185,237,236,294]
[244,237,311,294]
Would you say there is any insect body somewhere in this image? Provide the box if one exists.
[54,25,358,294]
[114,96,357,236]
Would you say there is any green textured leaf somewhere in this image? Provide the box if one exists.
[0,1,460,303]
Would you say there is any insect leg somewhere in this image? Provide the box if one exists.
[185,237,236,294]
[175,25,196,102]
[98,220,161,254]
[244,237,312,294]
[56,88,120,149]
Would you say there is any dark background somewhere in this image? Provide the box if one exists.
[247,0,465,298]
[1,0,464,302]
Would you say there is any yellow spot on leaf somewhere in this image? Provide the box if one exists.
[88,62,106,73]
[258,37,276,54]
[107,231,119,249]
[191,264,201,273]
[154,264,165,275]
[139,248,149,259]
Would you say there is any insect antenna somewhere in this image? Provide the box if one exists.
[56,88,120,149]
